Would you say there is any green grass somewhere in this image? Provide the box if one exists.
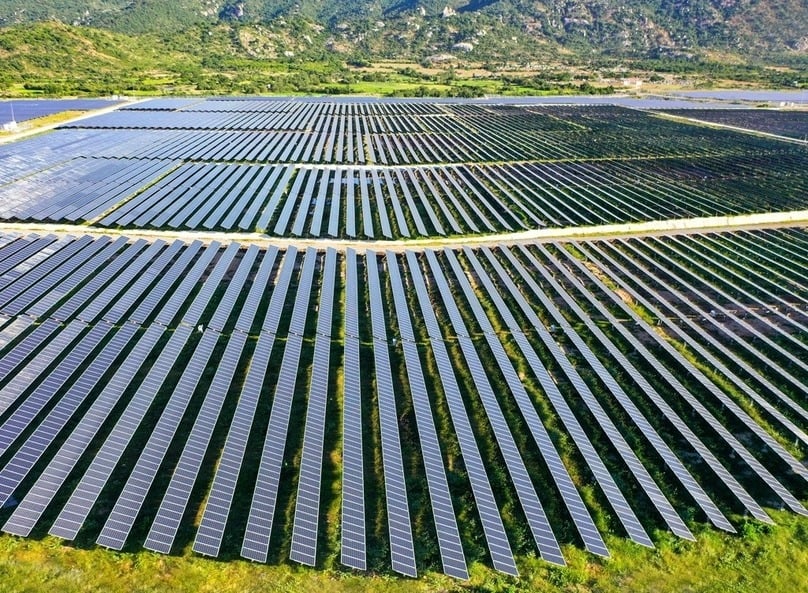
[1,511,807,592]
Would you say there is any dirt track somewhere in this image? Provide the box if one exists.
[1,209,806,252]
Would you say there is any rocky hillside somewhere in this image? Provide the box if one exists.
[0,0,805,58]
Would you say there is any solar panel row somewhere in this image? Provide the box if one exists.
[242,247,318,563]
[405,250,519,576]
[366,251,416,577]
[289,248,338,567]
[386,251,468,579]
[194,247,297,558]
[340,248,366,571]
[538,243,786,522]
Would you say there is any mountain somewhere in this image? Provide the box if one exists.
[0,0,806,58]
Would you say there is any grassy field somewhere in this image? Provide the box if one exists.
[1,511,807,593]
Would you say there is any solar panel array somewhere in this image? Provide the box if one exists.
[0,100,805,240]
[0,228,805,577]
[0,98,121,125]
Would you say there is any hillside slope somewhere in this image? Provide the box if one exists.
[0,0,806,57]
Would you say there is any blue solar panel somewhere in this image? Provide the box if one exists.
[193,247,297,558]
[0,323,138,529]
[143,247,261,554]
[241,247,317,563]
[289,248,337,566]
[48,244,221,541]
[25,237,130,319]
[95,243,242,550]
[340,248,366,570]
[570,241,808,514]
[425,249,582,562]
[386,251,467,579]
[366,250,416,577]
[2,237,111,317]
[0,236,90,306]
[462,246,661,546]
[0,320,86,418]
[405,250,518,576]
[532,243,780,524]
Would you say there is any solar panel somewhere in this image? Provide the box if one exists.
[0,321,110,456]
[50,322,191,545]
[241,247,318,563]
[396,170,439,236]
[308,169,330,237]
[0,323,139,526]
[142,248,262,554]
[144,164,222,228]
[570,242,808,514]
[289,248,337,566]
[412,169,461,234]
[48,245,222,541]
[0,235,58,280]
[534,243,780,524]
[0,318,62,384]
[273,168,307,236]
[386,251,467,579]
[429,169,478,233]
[51,239,150,322]
[193,247,298,558]
[365,250,416,577]
[0,317,33,350]
[208,245,259,332]
[95,243,242,550]
[202,165,264,229]
[473,165,544,227]
[0,238,203,530]
[369,170,393,238]
[103,240,186,324]
[0,236,29,264]
[0,235,90,307]
[25,237,130,319]
[0,236,71,288]
[405,250,518,576]
[340,248,365,570]
[504,244,736,534]
[443,168,498,232]
[345,170,357,238]
[463,246,662,546]
[5,324,153,540]
[234,166,281,231]
[686,234,808,334]
[290,168,319,236]
[103,164,199,227]
[2,237,111,317]
[128,241,206,326]
[630,238,808,415]
[327,169,342,237]
[254,166,296,233]
[591,240,808,452]
[436,248,609,558]
[76,240,167,323]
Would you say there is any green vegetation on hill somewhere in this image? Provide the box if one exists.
[1,0,807,57]
[0,21,805,98]
[1,0,807,98]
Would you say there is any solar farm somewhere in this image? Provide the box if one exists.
[0,97,806,581]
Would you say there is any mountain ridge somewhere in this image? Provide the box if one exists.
[0,0,806,58]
